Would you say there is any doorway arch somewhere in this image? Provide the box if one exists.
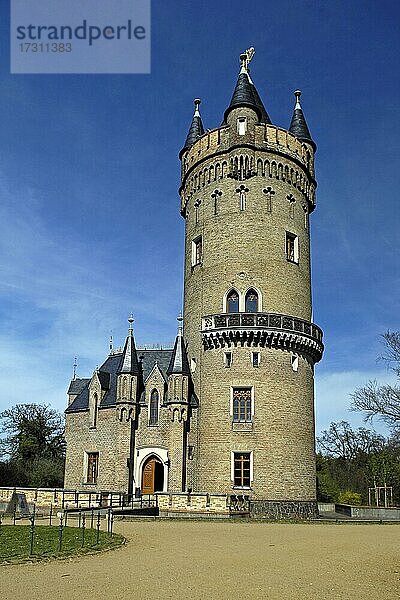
[141,455,164,494]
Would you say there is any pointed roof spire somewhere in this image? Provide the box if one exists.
[180,99,205,157]
[117,314,140,375]
[288,90,316,150]
[167,314,190,376]
[223,48,271,124]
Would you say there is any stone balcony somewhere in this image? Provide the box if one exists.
[201,312,324,363]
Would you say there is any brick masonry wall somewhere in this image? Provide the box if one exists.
[181,105,320,502]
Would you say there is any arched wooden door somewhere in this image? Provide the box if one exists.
[141,456,164,494]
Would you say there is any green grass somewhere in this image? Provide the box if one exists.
[0,524,125,563]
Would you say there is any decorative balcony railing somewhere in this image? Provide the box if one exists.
[201,312,323,363]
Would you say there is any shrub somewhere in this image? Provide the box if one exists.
[338,490,362,505]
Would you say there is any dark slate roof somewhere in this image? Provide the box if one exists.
[67,378,89,395]
[65,349,173,413]
[97,371,110,390]
[167,333,190,376]
[289,93,316,150]
[180,113,204,158]
[140,349,173,381]
[250,82,271,124]
[65,385,89,413]
[223,71,271,124]
[117,332,140,375]
[224,73,261,122]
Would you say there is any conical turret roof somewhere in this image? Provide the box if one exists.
[167,318,190,376]
[117,317,140,375]
[288,91,316,150]
[180,99,204,157]
[223,50,271,124]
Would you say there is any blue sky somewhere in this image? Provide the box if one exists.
[0,0,399,436]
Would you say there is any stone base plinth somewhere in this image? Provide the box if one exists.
[249,500,318,519]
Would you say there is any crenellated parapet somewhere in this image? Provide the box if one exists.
[180,124,316,217]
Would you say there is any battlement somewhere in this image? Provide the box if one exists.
[181,123,315,182]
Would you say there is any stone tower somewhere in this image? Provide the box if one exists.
[180,49,324,516]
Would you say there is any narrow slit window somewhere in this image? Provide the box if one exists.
[286,232,299,264]
[237,117,247,135]
[192,236,203,266]
[291,355,299,372]
[252,352,260,368]
[86,452,99,484]
[224,352,232,368]
[149,389,159,425]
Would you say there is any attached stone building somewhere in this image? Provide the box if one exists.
[64,49,324,517]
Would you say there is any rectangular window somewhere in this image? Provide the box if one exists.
[233,387,252,423]
[233,452,251,487]
[252,352,260,368]
[224,351,232,368]
[286,232,299,263]
[237,117,247,135]
[86,452,99,484]
[192,236,202,266]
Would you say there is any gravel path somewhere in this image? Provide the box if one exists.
[1,520,399,599]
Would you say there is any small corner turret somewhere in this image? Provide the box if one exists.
[179,98,205,158]
[166,315,191,423]
[116,315,142,422]
[289,90,316,151]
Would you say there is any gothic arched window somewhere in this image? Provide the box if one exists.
[227,289,239,313]
[149,389,159,425]
[245,289,259,313]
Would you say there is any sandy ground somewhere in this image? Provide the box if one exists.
[1,520,399,600]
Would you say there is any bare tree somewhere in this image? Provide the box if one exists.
[317,421,385,459]
[351,331,400,431]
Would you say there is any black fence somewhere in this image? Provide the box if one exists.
[0,505,114,556]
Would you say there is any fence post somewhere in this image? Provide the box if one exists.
[13,507,16,526]
[90,508,94,529]
[107,508,111,534]
[109,510,113,537]
[96,512,101,545]
[49,503,53,526]
[78,509,81,529]
[29,507,36,556]
[81,513,86,548]
[58,514,64,552]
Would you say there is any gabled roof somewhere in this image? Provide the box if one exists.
[67,378,89,395]
[65,349,173,413]
[288,90,316,150]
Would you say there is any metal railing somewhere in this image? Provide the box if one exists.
[202,312,323,343]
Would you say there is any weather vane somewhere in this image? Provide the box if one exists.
[240,47,255,70]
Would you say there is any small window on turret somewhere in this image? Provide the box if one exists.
[192,236,202,266]
[224,352,232,368]
[286,232,299,264]
[237,117,247,135]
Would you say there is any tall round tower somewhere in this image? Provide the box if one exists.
[180,49,323,517]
